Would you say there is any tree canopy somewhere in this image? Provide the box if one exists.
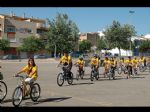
[0,39,10,51]
[139,40,150,53]
[45,13,80,53]
[19,36,45,53]
[103,20,136,57]
[79,40,92,52]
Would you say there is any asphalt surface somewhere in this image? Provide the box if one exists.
[1,59,150,107]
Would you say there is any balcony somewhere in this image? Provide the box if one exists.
[36,23,46,28]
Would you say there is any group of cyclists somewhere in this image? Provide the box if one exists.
[56,51,150,81]
[1,51,150,106]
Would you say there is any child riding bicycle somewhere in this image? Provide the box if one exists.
[74,57,85,73]
[57,51,73,77]
[15,57,38,96]
[90,54,100,74]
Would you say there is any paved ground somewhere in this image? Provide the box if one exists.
[0,59,150,107]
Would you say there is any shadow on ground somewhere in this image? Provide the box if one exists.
[71,82,94,86]
[22,96,72,106]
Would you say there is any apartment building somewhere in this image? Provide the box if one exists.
[79,32,101,46]
[0,13,48,58]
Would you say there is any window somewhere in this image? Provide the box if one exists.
[19,28,25,33]
[28,29,33,33]
[7,26,16,32]
[18,28,33,34]
[37,29,43,34]
[7,32,16,42]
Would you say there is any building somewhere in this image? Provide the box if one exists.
[79,32,101,46]
[0,13,48,58]
[131,35,150,56]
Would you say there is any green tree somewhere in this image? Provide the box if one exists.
[79,40,92,52]
[103,20,136,57]
[97,37,107,51]
[45,13,79,54]
[19,36,45,57]
[0,39,10,51]
[139,40,150,53]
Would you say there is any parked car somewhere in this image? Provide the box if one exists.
[34,54,48,59]
[2,54,19,60]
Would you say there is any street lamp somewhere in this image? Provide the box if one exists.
[78,32,81,51]
[129,10,135,56]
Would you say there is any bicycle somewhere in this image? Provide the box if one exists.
[12,75,41,107]
[116,65,122,75]
[75,64,85,80]
[147,63,150,73]
[106,66,115,80]
[133,66,138,76]
[90,65,99,81]
[0,80,7,103]
[57,64,73,86]
[126,65,133,79]
[139,63,147,72]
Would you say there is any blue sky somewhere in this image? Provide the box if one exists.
[0,7,150,35]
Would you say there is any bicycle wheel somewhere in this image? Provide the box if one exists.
[117,67,122,75]
[108,73,111,80]
[134,68,138,76]
[90,71,94,81]
[12,86,23,107]
[112,73,115,80]
[67,72,73,85]
[80,71,84,79]
[139,66,145,72]
[127,67,131,79]
[76,70,79,80]
[0,80,7,102]
[30,83,41,102]
[57,73,64,86]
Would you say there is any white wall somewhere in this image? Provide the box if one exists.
[101,48,133,56]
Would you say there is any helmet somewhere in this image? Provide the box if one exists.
[79,56,83,60]
[63,50,69,54]
[94,54,97,58]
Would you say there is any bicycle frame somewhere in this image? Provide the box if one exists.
[15,75,30,97]
[91,65,98,76]
[58,64,71,80]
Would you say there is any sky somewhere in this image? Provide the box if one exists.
[0,7,150,35]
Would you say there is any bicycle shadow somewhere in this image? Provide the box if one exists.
[138,73,149,75]
[1,96,31,104]
[22,96,72,106]
[74,77,91,80]
[71,82,94,86]
[95,75,145,81]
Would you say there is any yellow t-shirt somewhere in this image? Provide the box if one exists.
[110,60,116,66]
[125,59,133,65]
[120,59,125,64]
[91,57,99,65]
[132,59,139,65]
[60,55,72,64]
[22,65,38,80]
[139,58,145,63]
[104,60,111,69]
[77,60,85,65]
